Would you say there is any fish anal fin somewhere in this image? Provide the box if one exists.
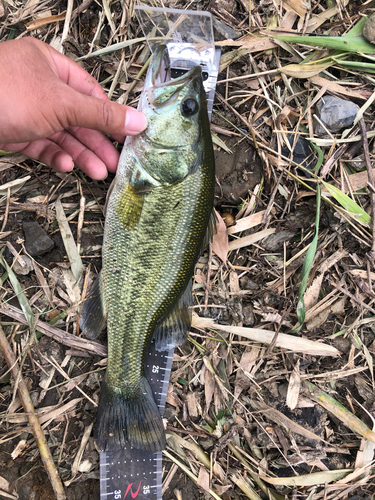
[153,280,192,351]
[117,183,143,229]
[79,271,106,339]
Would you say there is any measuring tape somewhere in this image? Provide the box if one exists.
[100,339,174,500]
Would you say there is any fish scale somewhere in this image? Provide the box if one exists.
[104,160,212,389]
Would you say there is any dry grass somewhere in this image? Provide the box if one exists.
[1,0,375,499]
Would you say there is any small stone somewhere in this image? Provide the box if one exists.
[363,13,375,44]
[263,230,295,252]
[23,220,54,257]
[242,304,255,327]
[314,95,359,135]
[331,336,351,354]
[345,154,366,172]
[13,255,33,275]
[281,134,315,172]
[213,17,240,41]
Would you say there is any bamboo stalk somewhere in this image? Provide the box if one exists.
[0,324,66,500]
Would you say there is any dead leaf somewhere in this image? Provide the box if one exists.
[250,400,326,443]
[227,210,266,235]
[215,37,277,53]
[283,0,308,17]
[286,360,301,410]
[212,209,228,262]
[280,62,332,79]
[26,11,66,30]
[193,314,339,356]
[309,76,369,101]
[203,362,215,410]
[186,392,199,418]
[228,228,276,251]
[234,347,262,399]
[197,466,210,492]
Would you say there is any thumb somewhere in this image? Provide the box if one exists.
[62,88,148,137]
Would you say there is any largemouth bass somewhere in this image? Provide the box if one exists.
[80,46,215,452]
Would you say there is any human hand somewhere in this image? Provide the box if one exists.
[0,37,147,180]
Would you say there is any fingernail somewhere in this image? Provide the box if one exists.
[125,108,148,134]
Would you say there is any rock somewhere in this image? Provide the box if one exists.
[13,255,33,276]
[331,336,351,354]
[345,154,366,171]
[23,220,54,257]
[314,95,359,135]
[212,17,240,41]
[262,230,295,251]
[363,13,375,44]
[281,133,315,173]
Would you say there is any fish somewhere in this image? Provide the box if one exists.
[79,45,215,452]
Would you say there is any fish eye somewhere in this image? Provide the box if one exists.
[181,98,199,117]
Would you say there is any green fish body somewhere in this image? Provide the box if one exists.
[80,46,215,452]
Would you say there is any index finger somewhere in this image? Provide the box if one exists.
[28,38,127,142]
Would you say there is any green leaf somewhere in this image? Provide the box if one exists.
[177,377,188,386]
[305,381,375,444]
[211,132,233,154]
[334,59,375,74]
[322,181,371,226]
[0,253,35,332]
[293,184,321,332]
[76,38,146,61]
[275,35,375,54]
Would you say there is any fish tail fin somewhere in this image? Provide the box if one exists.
[94,377,166,452]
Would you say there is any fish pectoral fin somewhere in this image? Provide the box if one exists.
[153,280,192,351]
[117,183,143,229]
[79,271,107,339]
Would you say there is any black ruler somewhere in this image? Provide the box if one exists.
[99,339,174,500]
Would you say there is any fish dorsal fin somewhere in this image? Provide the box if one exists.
[153,280,192,351]
[79,271,107,339]
[117,183,144,229]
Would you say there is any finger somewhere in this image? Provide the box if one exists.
[17,140,74,172]
[66,126,120,173]
[29,37,107,100]
[60,85,148,137]
[50,129,113,179]
[0,141,71,171]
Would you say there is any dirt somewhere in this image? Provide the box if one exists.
[214,138,262,205]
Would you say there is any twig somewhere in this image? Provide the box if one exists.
[359,118,375,265]
[1,187,10,233]
[204,241,213,312]
[0,324,66,500]
[330,281,375,315]
[70,0,94,23]
[61,0,74,44]
[0,303,107,356]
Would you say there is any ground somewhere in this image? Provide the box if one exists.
[1,1,375,499]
